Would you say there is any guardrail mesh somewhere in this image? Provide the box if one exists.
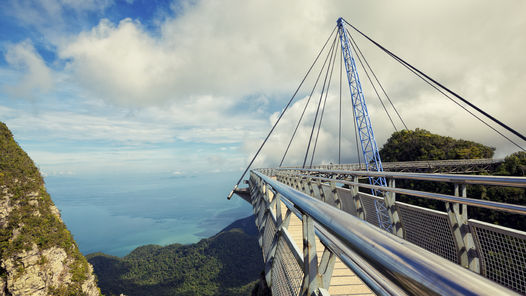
[470,219,526,294]
[397,202,458,263]
[262,170,526,294]
[263,215,277,260]
[358,193,382,227]
[272,237,304,296]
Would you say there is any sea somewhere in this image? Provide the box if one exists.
[44,171,253,257]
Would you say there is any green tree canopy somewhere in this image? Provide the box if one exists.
[379,128,495,162]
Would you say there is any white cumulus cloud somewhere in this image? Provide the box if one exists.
[4,40,54,99]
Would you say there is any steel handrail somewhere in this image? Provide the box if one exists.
[253,170,517,295]
[278,172,526,215]
[271,167,526,188]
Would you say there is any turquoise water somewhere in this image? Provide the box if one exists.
[44,172,252,257]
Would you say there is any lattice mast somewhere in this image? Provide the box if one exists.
[337,18,392,231]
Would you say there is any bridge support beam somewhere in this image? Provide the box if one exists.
[385,178,403,237]
[301,215,319,295]
[352,176,365,220]
[447,183,480,273]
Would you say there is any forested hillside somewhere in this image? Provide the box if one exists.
[88,216,265,296]
[379,129,525,231]
[0,122,100,295]
[379,128,495,161]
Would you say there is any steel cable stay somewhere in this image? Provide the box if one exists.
[346,28,408,131]
[228,25,338,198]
[303,34,340,168]
[342,18,526,149]
[346,28,439,170]
[310,37,340,167]
[279,32,339,167]
[339,42,343,164]
[232,16,524,201]
[402,52,524,151]
[380,43,525,151]
[231,17,526,295]
[346,28,399,132]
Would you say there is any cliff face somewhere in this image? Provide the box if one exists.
[0,122,100,296]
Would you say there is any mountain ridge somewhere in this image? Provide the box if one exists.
[0,122,100,296]
[87,215,264,296]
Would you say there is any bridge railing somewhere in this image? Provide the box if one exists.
[261,167,526,294]
[282,158,503,173]
[248,169,520,295]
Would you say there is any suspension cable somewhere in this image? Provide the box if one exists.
[383,45,525,151]
[345,28,398,132]
[339,39,343,164]
[280,32,339,167]
[347,29,408,130]
[303,34,339,168]
[228,26,338,197]
[343,18,526,146]
[310,37,339,167]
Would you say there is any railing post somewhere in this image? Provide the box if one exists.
[447,183,480,273]
[318,247,336,289]
[276,193,282,226]
[300,178,308,194]
[329,181,342,209]
[292,176,301,191]
[316,179,325,202]
[352,176,365,220]
[307,178,315,197]
[300,215,320,296]
[385,178,403,237]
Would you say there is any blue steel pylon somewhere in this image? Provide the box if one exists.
[337,18,392,232]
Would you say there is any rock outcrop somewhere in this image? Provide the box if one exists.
[0,122,100,296]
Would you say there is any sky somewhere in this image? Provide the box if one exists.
[1,0,525,180]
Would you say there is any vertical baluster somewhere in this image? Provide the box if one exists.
[352,176,365,220]
[384,178,403,237]
[300,215,319,295]
[447,183,480,273]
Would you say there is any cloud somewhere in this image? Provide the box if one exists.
[2,0,526,174]
[0,96,266,146]
[3,40,53,99]
[58,1,333,105]
[56,1,525,145]
[59,18,175,105]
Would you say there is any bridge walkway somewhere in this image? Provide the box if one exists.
[279,199,374,295]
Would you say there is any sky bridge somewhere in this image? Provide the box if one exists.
[234,166,526,295]
[230,17,526,296]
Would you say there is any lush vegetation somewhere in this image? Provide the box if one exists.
[87,216,265,296]
[378,128,525,231]
[0,122,96,295]
[379,128,495,161]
